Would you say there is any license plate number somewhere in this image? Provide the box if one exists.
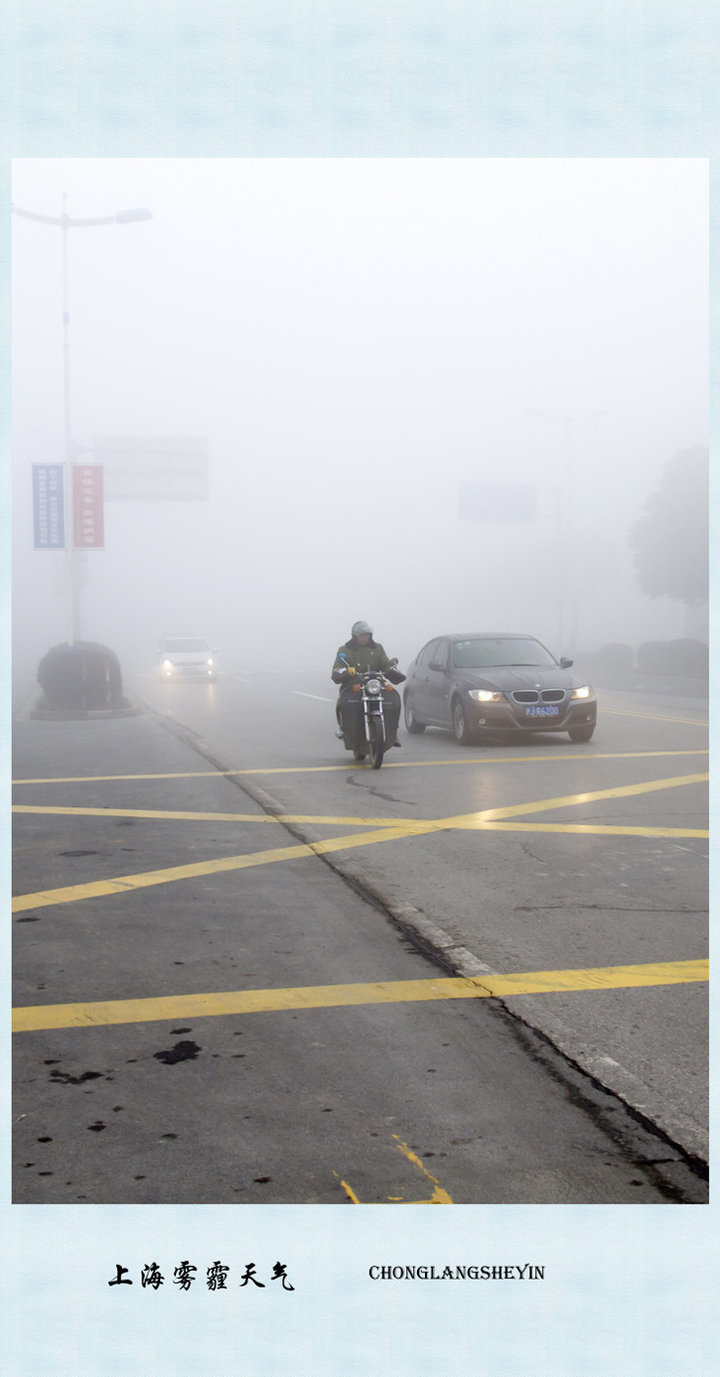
[525,704,559,717]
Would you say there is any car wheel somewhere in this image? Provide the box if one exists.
[452,697,472,745]
[404,693,426,734]
[568,725,595,743]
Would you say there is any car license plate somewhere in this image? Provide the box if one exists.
[525,704,559,717]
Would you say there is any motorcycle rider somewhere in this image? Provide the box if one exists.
[332,621,405,743]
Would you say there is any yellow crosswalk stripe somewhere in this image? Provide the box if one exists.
[12,802,707,844]
[11,747,708,786]
[12,772,708,912]
[12,960,708,1033]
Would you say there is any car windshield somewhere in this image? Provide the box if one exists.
[164,638,209,653]
[452,638,556,669]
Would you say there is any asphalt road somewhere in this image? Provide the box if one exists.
[12,666,708,1204]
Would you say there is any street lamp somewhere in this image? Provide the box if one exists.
[13,195,152,643]
[526,407,608,654]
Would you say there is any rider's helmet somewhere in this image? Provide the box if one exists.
[351,621,373,638]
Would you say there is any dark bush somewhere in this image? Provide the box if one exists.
[636,638,708,677]
[37,641,126,710]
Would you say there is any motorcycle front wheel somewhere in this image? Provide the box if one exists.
[368,714,385,769]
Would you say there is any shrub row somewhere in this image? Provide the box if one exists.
[580,639,708,678]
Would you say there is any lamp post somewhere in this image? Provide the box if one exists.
[527,407,607,655]
[13,196,152,643]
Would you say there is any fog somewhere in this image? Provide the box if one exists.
[12,158,708,688]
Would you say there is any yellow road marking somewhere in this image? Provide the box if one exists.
[336,1176,361,1203]
[12,960,708,1032]
[11,803,706,841]
[338,1137,454,1204]
[13,773,708,912]
[10,748,709,786]
[441,772,708,825]
[12,804,405,827]
[602,707,708,727]
[11,825,434,912]
[392,1136,454,1203]
[461,822,707,838]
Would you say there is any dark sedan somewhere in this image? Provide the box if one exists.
[403,633,597,744]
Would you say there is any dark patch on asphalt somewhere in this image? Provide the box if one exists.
[59,850,99,857]
[16,915,40,922]
[153,1041,201,1065]
[50,1069,103,1086]
[88,1122,106,1132]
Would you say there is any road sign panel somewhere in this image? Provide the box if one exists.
[32,465,65,548]
[73,465,105,548]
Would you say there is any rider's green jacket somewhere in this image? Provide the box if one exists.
[331,637,394,681]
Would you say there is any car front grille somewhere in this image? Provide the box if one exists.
[511,689,566,704]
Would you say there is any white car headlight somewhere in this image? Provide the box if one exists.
[469,689,504,703]
[571,685,593,700]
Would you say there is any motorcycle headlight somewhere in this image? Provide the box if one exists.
[571,685,593,700]
[366,678,381,695]
[469,689,504,703]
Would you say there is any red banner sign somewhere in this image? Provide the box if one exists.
[73,465,105,548]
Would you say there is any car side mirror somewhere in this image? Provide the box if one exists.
[560,657,574,669]
[429,660,446,672]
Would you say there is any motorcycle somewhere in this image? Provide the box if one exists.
[335,655,405,769]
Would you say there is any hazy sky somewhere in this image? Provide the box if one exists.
[12,158,708,675]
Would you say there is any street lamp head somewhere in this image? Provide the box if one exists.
[114,208,153,224]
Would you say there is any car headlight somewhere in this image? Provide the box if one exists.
[366,678,381,695]
[162,659,173,670]
[570,685,593,700]
[469,689,505,703]
[206,658,214,667]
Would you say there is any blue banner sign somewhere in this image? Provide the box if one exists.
[33,464,66,548]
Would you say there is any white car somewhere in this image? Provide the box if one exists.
[157,635,218,681]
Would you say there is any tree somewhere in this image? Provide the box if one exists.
[629,445,708,607]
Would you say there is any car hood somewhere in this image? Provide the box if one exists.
[164,650,212,661]
[456,665,584,692]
